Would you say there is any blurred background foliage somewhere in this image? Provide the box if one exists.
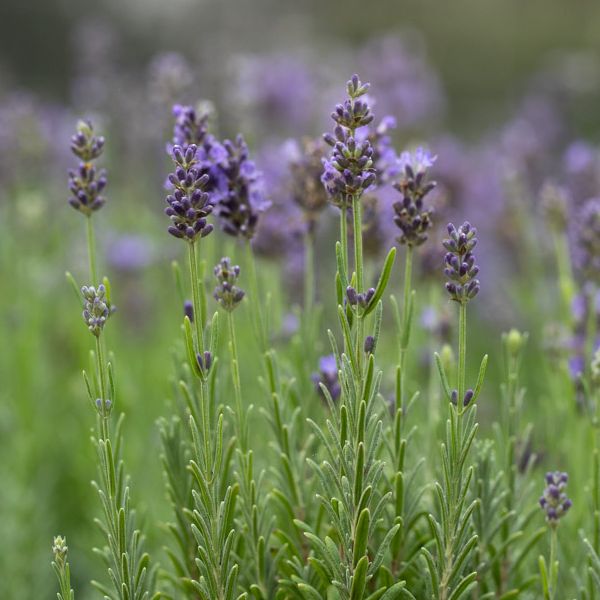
[1,0,599,598]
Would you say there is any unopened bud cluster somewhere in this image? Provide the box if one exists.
[165,144,215,241]
[82,284,110,337]
[68,120,107,215]
[443,222,481,303]
[539,471,572,526]
[322,75,376,203]
[213,257,245,312]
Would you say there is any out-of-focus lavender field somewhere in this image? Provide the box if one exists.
[1,1,599,598]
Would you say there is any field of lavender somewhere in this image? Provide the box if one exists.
[1,3,600,599]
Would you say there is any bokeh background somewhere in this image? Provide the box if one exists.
[1,0,600,597]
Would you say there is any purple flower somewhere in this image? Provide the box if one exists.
[443,222,481,303]
[216,135,270,239]
[321,75,377,205]
[391,148,436,247]
[312,354,341,402]
[539,471,572,526]
[169,104,226,196]
[358,34,445,129]
[228,53,317,136]
[164,144,215,241]
[67,120,107,215]
[106,234,154,273]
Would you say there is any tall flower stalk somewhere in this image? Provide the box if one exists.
[161,117,241,599]
[424,222,487,600]
[60,120,157,600]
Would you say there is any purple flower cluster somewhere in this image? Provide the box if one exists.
[392,148,437,246]
[68,120,107,215]
[216,135,269,239]
[312,354,341,402]
[171,104,225,195]
[539,471,572,525]
[164,145,215,241]
[321,75,376,204]
[213,257,245,312]
[443,222,481,303]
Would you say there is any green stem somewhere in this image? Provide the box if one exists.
[399,245,414,411]
[552,230,574,325]
[304,230,315,315]
[188,241,204,351]
[352,195,363,292]
[86,215,98,284]
[340,204,349,280]
[458,302,467,410]
[227,310,246,452]
[95,336,109,443]
[549,527,558,600]
[246,240,267,353]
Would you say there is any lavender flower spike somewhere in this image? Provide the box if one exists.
[321,74,376,205]
[213,257,245,312]
[392,147,437,246]
[217,135,269,239]
[68,120,107,215]
[443,222,481,303]
[164,144,215,241]
[82,284,110,336]
[539,471,572,526]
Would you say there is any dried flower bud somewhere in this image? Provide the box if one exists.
[364,335,375,354]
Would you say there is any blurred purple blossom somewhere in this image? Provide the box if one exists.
[357,34,445,130]
[312,354,341,402]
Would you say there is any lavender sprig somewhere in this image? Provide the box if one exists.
[540,472,572,525]
[392,148,437,247]
[443,222,481,304]
[539,472,571,599]
[321,75,376,205]
[165,144,215,241]
[216,135,268,240]
[68,119,107,283]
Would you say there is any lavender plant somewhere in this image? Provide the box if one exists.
[422,222,487,600]
[54,120,158,600]
[45,63,600,600]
